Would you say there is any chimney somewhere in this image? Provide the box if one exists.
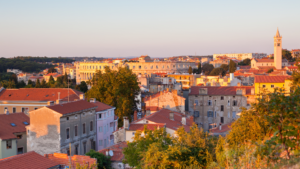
[251,88,255,95]
[47,101,54,106]
[123,116,129,130]
[79,94,85,100]
[169,112,174,120]
[56,99,63,104]
[134,111,137,121]
[90,98,96,103]
[181,116,186,125]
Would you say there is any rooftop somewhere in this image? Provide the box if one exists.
[255,75,291,83]
[91,101,113,112]
[47,100,97,115]
[45,153,96,169]
[0,151,60,169]
[98,141,128,162]
[0,112,29,140]
[189,86,254,95]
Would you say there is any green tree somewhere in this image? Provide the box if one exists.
[49,75,55,84]
[85,149,111,169]
[1,80,16,89]
[17,80,26,88]
[197,62,202,74]
[63,72,68,83]
[267,68,274,73]
[56,76,63,84]
[41,79,47,88]
[188,66,193,74]
[209,68,226,76]
[75,81,88,93]
[219,64,229,72]
[238,58,251,65]
[85,67,140,127]
[35,79,41,88]
[28,79,33,85]
[229,60,236,73]
[282,49,292,61]
[48,67,57,73]
[9,74,18,84]
[202,63,214,75]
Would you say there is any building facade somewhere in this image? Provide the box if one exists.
[188,86,255,132]
[27,100,97,156]
[213,53,267,61]
[75,56,197,84]
[254,75,292,95]
[167,74,201,89]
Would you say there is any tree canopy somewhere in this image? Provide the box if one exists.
[188,66,193,74]
[238,58,251,66]
[85,149,111,169]
[85,66,140,127]
[202,63,214,75]
[209,68,226,76]
[229,60,237,73]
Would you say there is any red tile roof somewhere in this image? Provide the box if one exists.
[189,86,254,95]
[135,109,192,132]
[0,112,29,140]
[45,153,97,169]
[47,100,97,115]
[238,66,251,69]
[210,123,232,134]
[255,59,274,62]
[98,142,128,162]
[0,151,60,169]
[0,88,83,102]
[128,123,165,131]
[91,101,113,112]
[254,75,290,83]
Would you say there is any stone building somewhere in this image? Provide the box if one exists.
[167,74,201,89]
[27,99,97,156]
[144,89,185,113]
[75,55,197,84]
[188,86,255,132]
[213,53,266,61]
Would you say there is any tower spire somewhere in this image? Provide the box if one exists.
[276,28,280,37]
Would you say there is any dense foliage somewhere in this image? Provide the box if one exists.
[209,68,226,76]
[202,63,214,75]
[238,58,251,66]
[229,60,236,73]
[85,149,111,169]
[123,124,218,169]
[85,66,140,127]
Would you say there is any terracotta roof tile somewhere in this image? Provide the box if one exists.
[98,142,128,162]
[255,59,274,62]
[254,75,290,83]
[0,151,60,169]
[128,123,165,131]
[189,86,254,95]
[47,100,97,115]
[0,112,29,140]
[210,122,232,133]
[91,101,113,112]
[0,88,83,102]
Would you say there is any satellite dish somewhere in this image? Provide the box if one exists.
[109,150,114,156]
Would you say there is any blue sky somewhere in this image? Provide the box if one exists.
[0,0,299,58]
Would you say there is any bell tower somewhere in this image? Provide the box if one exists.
[274,28,282,69]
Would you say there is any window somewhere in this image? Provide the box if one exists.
[221,105,224,111]
[132,132,135,136]
[75,145,79,155]
[221,96,224,100]
[233,100,237,106]
[99,114,102,119]
[232,111,236,119]
[139,66,141,69]
[23,121,29,125]
[208,100,212,106]
[207,111,213,117]
[66,128,70,139]
[99,140,103,146]
[99,126,102,132]
[22,107,28,113]
[90,121,93,131]
[132,66,135,69]
[194,100,199,106]
[11,123,16,127]
[13,107,16,113]
[262,85,266,88]
[83,123,86,134]
[221,117,224,124]
[4,107,8,113]
[194,111,199,117]
[215,111,217,118]
[17,135,22,139]
[75,126,78,136]
[271,85,274,88]
[156,65,158,69]
[34,107,38,110]
[83,142,87,154]
[66,148,70,156]
[6,140,12,149]
[17,147,23,154]
[104,126,106,133]
[75,115,78,119]
[66,117,69,121]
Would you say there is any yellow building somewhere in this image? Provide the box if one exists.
[254,75,291,95]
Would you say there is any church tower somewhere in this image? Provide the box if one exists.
[274,28,282,69]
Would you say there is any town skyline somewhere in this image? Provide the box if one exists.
[1,0,300,58]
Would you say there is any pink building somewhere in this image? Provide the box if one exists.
[90,99,117,150]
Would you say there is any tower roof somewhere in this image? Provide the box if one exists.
[275,28,281,37]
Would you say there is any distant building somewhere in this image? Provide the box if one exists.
[0,112,29,159]
[213,53,266,61]
[0,88,84,114]
[291,49,300,58]
[254,75,292,95]
[196,73,241,87]
[27,99,97,156]
[167,74,201,89]
[7,69,22,75]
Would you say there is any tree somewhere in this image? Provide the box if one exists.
[49,75,55,84]
[48,67,57,73]
[35,79,41,88]
[17,80,26,88]
[197,62,202,74]
[41,79,47,88]
[290,58,300,90]
[85,149,111,169]
[79,81,88,93]
[209,68,226,76]
[188,66,193,74]
[238,58,251,66]
[219,64,229,72]
[28,79,33,85]
[56,76,63,84]
[267,68,274,73]
[123,124,217,169]
[282,49,292,61]
[85,67,140,127]
[63,72,68,83]
[229,60,236,73]
[9,74,18,84]
[0,80,16,89]
[202,63,214,75]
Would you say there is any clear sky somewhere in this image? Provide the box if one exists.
[0,0,299,58]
